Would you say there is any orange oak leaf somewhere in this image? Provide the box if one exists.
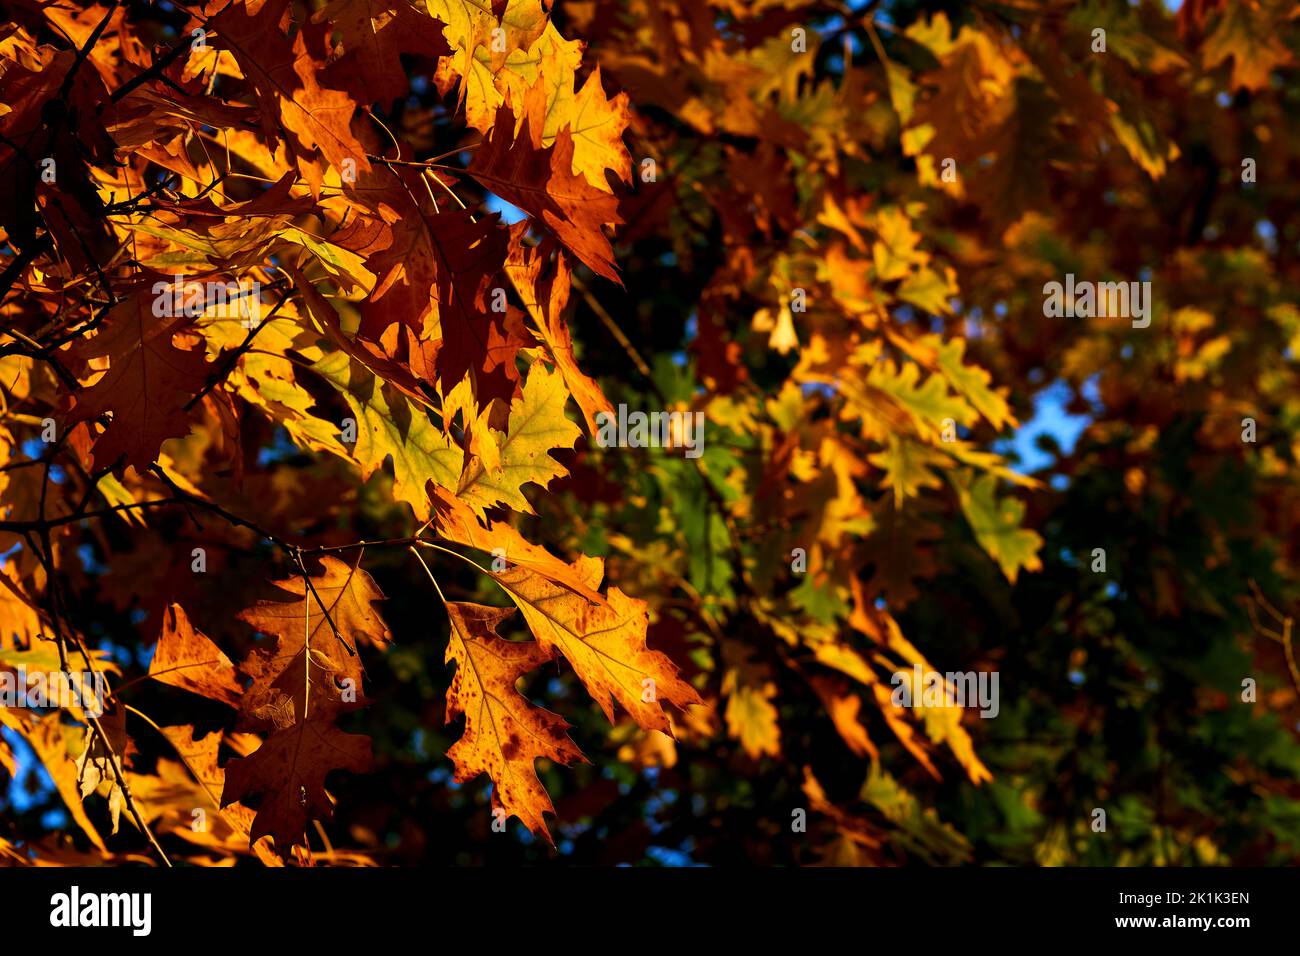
[0,563,43,650]
[221,720,372,852]
[810,677,878,760]
[150,603,243,708]
[148,725,282,866]
[443,601,584,840]
[235,555,389,731]
[469,100,622,284]
[223,555,387,852]
[505,230,614,433]
[494,556,703,735]
[67,294,210,472]
[314,0,452,108]
[345,165,519,404]
[213,0,370,195]
[429,486,607,605]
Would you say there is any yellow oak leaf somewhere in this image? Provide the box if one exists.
[562,66,633,192]
[18,716,106,851]
[869,434,945,507]
[951,470,1043,583]
[891,333,1016,431]
[723,674,782,759]
[427,0,550,128]
[866,358,976,436]
[456,361,581,518]
[312,350,461,521]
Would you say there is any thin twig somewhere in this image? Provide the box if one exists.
[1247,580,1300,696]
[295,549,355,657]
[184,289,291,411]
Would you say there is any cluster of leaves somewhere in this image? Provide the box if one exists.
[0,0,696,864]
[3,0,1300,866]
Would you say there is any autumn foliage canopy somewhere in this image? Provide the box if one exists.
[3,0,1300,867]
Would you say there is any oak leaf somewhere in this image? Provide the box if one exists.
[427,0,550,129]
[150,603,243,708]
[443,601,584,840]
[75,705,130,835]
[505,231,614,433]
[314,0,452,108]
[951,471,1043,583]
[133,726,280,865]
[494,556,703,735]
[221,721,372,852]
[1202,0,1292,91]
[222,556,387,852]
[470,101,622,283]
[722,674,781,759]
[235,555,388,731]
[563,67,634,192]
[312,350,461,521]
[345,166,520,405]
[21,716,106,851]
[213,0,370,194]
[67,295,211,472]
[429,487,608,605]
[455,361,582,518]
